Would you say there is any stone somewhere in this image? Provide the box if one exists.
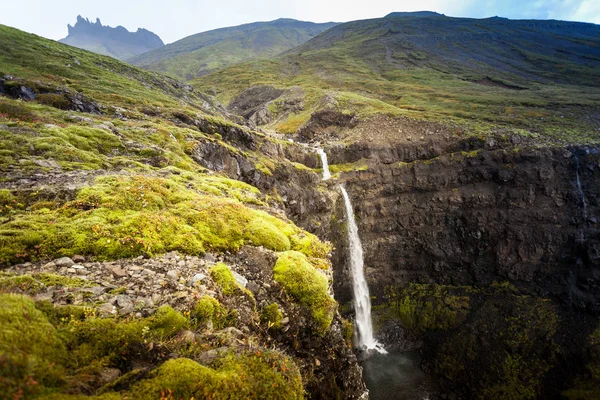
[178,330,196,343]
[203,253,216,263]
[98,303,117,316]
[42,261,57,269]
[54,257,74,268]
[18,86,36,100]
[232,271,248,288]
[34,291,54,302]
[166,270,179,280]
[247,281,260,294]
[72,255,86,263]
[280,317,290,326]
[111,267,128,278]
[116,295,131,306]
[188,273,206,286]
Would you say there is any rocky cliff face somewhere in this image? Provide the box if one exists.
[301,114,600,399]
[60,16,164,60]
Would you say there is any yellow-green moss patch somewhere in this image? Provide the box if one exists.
[0,174,330,265]
[210,263,243,296]
[261,302,283,330]
[131,351,303,400]
[192,296,235,330]
[273,251,336,335]
[0,294,67,397]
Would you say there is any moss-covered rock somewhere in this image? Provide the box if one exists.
[148,305,190,339]
[0,174,330,265]
[0,293,68,397]
[65,306,187,368]
[131,351,303,400]
[192,296,235,330]
[210,263,242,296]
[380,283,470,333]
[260,302,283,330]
[431,295,559,400]
[563,326,600,400]
[273,250,336,335]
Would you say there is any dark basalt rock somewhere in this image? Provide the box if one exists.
[317,115,600,398]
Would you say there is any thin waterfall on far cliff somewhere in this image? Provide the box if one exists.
[573,152,589,243]
[574,153,589,220]
[317,148,331,180]
[341,185,387,354]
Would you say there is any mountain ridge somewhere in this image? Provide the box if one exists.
[193,13,600,142]
[59,15,164,60]
[129,18,338,80]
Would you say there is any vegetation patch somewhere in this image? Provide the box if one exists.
[131,351,303,400]
[209,263,244,296]
[192,296,235,330]
[432,295,559,400]
[563,326,600,399]
[0,174,330,265]
[260,303,283,330]
[273,251,336,335]
[380,283,470,333]
[0,294,68,398]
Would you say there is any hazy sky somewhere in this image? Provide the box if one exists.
[2,0,599,44]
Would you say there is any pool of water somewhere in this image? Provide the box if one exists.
[361,350,435,400]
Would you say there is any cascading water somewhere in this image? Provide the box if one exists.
[317,148,331,180]
[341,186,386,354]
[574,153,589,220]
[573,152,589,243]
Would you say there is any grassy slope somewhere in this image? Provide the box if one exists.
[0,23,336,398]
[193,15,600,143]
[129,19,338,80]
[0,24,329,264]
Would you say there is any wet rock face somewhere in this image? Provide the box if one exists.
[333,144,600,312]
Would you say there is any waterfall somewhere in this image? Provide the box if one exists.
[574,152,589,243]
[574,154,589,221]
[317,148,331,180]
[341,186,387,354]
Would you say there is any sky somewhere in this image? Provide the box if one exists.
[1,0,599,44]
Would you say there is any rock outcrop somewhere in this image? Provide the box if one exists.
[60,16,164,60]
[314,115,600,399]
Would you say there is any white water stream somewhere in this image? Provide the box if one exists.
[317,148,331,180]
[574,154,589,220]
[341,186,387,353]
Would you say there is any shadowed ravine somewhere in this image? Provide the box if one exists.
[362,351,433,400]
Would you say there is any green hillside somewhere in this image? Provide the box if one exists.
[0,22,349,399]
[130,18,338,80]
[193,14,600,143]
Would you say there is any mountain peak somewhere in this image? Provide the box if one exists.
[60,16,164,60]
[385,11,445,18]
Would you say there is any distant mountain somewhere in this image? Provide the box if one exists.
[129,18,338,80]
[194,13,600,139]
[59,16,164,60]
[384,11,445,18]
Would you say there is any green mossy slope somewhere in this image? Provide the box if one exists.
[273,250,336,335]
[0,173,328,265]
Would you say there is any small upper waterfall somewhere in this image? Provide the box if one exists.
[317,148,331,180]
[574,153,589,221]
[341,185,386,354]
